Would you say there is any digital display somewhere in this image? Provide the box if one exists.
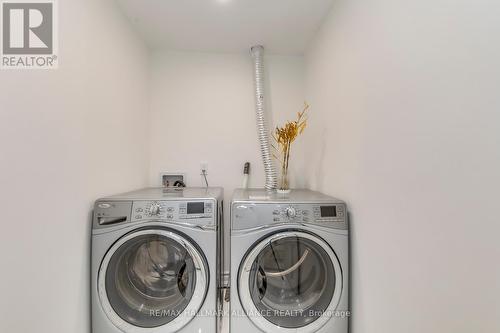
[320,206,337,217]
[187,202,204,214]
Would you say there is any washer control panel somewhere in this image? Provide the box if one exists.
[131,200,215,224]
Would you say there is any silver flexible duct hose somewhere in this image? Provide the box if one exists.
[251,45,277,190]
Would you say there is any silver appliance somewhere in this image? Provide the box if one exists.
[91,187,223,333]
[229,189,349,333]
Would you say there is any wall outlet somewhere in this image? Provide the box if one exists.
[200,161,208,175]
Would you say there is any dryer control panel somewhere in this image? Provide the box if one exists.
[232,202,348,231]
[271,204,345,224]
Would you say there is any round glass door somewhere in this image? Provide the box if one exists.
[239,231,342,333]
[98,229,208,332]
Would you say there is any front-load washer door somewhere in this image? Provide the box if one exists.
[238,231,342,333]
[98,228,208,333]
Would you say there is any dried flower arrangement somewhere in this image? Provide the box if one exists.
[272,103,309,192]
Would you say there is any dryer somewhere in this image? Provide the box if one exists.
[91,187,223,333]
[230,189,349,333]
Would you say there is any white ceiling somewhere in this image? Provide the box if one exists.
[114,0,334,55]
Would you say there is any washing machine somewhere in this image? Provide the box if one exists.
[91,187,223,333]
[230,189,349,333]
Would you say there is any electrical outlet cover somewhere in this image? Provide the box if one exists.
[200,161,208,174]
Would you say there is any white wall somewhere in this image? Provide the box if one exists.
[304,0,500,332]
[149,50,304,274]
[149,51,304,190]
[0,0,149,332]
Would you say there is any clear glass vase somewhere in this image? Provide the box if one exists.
[278,169,291,194]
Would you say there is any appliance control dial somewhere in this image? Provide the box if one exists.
[285,207,297,218]
[148,203,161,216]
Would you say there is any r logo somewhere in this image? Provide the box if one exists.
[2,2,53,54]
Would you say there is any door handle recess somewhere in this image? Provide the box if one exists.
[98,216,127,225]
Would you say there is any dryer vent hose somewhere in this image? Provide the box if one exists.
[251,45,277,190]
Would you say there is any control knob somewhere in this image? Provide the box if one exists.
[149,203,161,216]
[285,207,297,218]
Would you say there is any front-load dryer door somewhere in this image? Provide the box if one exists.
[238,231,342,333]
[98,228,208,333]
